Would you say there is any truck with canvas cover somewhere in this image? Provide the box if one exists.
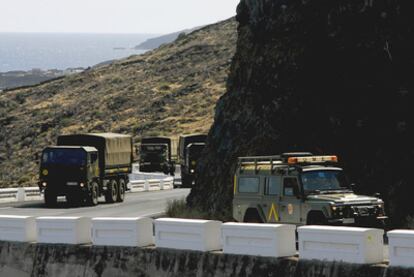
[178,134,207,187]
[139,136,175,175]
[38,133,133,207]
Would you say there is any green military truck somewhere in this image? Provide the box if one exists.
[38,133,133,207]
[233,153,387,227]
[139,136,175,176]
[178,134,207,187]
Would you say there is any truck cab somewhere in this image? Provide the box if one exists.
[185,142,205,175]
[178,134,207,187]
[39,146,99,206]
[139,143,172,174]
[139,137,175,176]
[233,153,387,228]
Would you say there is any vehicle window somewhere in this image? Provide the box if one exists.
[238,177,260,193]
[42,149,86,166]
[283,178,299,196]
[301,170,348,193]
[266,177,281,195]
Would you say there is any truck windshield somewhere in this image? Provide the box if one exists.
[301,170,350,193]
[42,149,86,166]
[142,145,167,153]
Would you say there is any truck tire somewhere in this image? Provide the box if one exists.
[44,189,57,207]
[87,182,99,206]
[117,179,125,202]
[105,179,118,203]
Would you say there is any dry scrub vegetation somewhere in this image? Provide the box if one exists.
[0,18,237,187]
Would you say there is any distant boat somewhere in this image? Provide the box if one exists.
[113,47,127,50]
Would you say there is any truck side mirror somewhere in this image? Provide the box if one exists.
[350,183,356,190]
[374,192,381,198]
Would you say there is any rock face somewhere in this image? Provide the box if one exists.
[0,241,407,277]
[188,0,414,226]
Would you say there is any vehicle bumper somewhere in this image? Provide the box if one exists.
[39,181,88,196]
[328,216,388,227]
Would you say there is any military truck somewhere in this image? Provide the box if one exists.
[178,134,207,187]
[38,133,133,207]
[233,153,387,227]
[139,136,175,176]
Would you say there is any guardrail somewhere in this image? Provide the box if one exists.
[0,187,40,202]
[0,176,174,203]
[1,216,413,269]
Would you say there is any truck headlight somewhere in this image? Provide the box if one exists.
[42,182,47,187]
[80,183,85,187]
[190,169,195,173]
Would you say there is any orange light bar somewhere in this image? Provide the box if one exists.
[288,155,338,164]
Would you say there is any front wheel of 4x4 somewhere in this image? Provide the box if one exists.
[243,209,263,223]
[307,212,327,225]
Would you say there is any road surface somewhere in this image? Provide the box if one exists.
[0,188,190,218]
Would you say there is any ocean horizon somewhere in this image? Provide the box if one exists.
[0,32,157,72]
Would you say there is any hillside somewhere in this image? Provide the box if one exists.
[0,18,237,187]
[135,27,201,50]
[189,0,414,228]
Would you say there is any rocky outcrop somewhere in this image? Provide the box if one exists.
[188,0,414,226]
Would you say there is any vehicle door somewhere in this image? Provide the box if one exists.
[234,176,263,221]
[279,177,302,224]
[261,176,283,223]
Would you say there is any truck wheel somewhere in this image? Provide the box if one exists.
[105,179,118,203]
[117,179,125,202]
[87,182,99,206]
[44,189,57,207]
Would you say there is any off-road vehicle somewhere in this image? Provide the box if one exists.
[233,153,387,227]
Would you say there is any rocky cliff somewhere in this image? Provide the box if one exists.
[188,0,414,227]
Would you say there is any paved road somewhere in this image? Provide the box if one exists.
[0,189,190,218]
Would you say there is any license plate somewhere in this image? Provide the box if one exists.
[343,218,355,224]
[66,182,78,186]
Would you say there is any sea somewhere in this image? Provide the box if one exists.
[0,33,155,72]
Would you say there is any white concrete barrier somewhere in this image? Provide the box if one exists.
[388,230,414,268]
[155,218,222,252]
[0,215,37,242]
[92,217,154,247]
[298,226,384,264]
[222,223,296,257]
[144,180,150,191]
[37,217,91,244]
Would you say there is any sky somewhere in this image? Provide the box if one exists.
[0,0,240,34]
